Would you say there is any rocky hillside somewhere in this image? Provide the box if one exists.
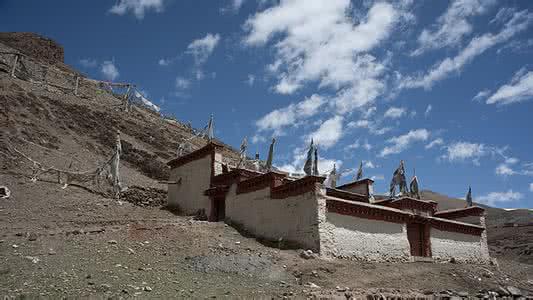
[0,32,65,65]
[0,33,245,185]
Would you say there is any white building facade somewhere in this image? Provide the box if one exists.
[167,142,490,263]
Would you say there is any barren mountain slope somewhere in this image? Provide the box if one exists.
[421,190,533,226]
[0,34,245,182]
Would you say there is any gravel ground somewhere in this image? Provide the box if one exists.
[1,174,532,299]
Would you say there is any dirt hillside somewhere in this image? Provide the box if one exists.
[1,33,532,298]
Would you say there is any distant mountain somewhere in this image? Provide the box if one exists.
[421,189,532,227]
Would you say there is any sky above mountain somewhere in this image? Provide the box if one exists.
[1,0,532,208]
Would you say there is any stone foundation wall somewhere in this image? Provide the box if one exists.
[324,212,411,262]
[430,228,489,263]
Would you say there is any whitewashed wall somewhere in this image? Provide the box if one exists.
[167,155,212,215]
[225,184,322,251]
[324,212,411,262]
[430,228,489,263]
[213,152,224,176]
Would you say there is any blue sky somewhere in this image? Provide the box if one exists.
[1,0,533,208]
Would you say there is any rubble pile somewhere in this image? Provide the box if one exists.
[120,186,166,207]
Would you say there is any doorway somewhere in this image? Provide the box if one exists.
[407,223,431,257]
[211,197,225,222]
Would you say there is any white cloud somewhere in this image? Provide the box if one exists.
[246,74,256,86]
[425,138,444,149]
[187,33,221,66]
[424,104,432,117]
[472,89,491,101]
[175,77,191,90]
[277,146,341,176]
[371,126,392,136]
[195,70,205,80]
[348,120,370,129]
[221,0,245,13]
[251,134,266,144]
[109,0,165,19]
[505,157,519,165]
[530,183,533,192]
[379,129,430,157]
[442,142,486,164]
[491,7,517,25]
[486,69,533,105]
[497,38,533,55]
[401,9,533,90]
[79,58,97,68]
[158,58,172,66]
[100,61,119,81]
[244,1,404,112]
[477,190,523,206]
[346,141,360,150]
[276,164,298,174]
[495,163,516,176]
[255,94,326,135]
[411,0,496,56]
[307,115,344,149]
[331,57,387,114]
[384,107,406,119]
[522,163,533,176]
[274,79,300,94]
[363,106,377,119]
[317,158,341,175]
[362,140,372,151]
[496,157,526,177]
[347,119,391,136]
[346,139,372,151]
[371,174,385,181]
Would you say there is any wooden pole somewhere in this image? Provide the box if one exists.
[123,84,131,112]
[10,54,19,78]
[74,76,80,96]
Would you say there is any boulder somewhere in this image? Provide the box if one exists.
[300,249,317,259]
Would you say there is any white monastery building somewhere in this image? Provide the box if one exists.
[166,141,490,263]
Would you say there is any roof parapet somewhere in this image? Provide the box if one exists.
[167,141,224,168]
